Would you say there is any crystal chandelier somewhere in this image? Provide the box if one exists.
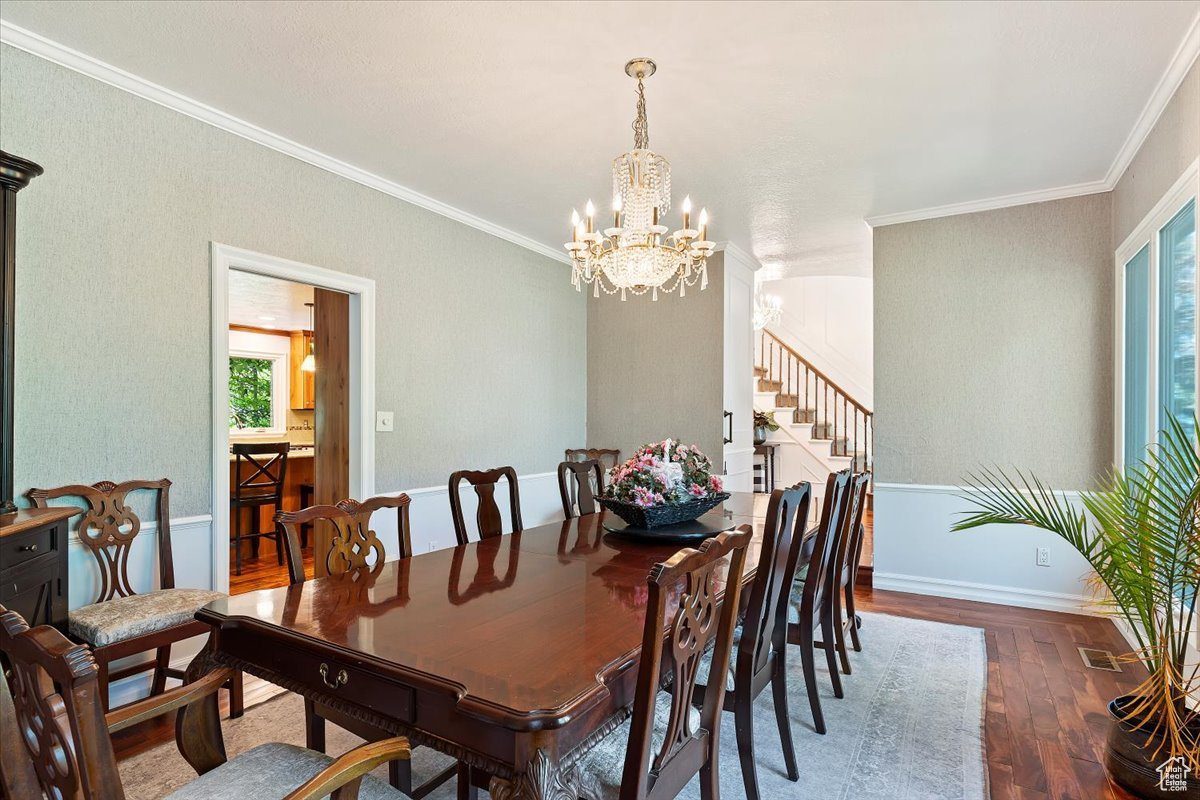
[565,58,714,300]
[753,289,782,330]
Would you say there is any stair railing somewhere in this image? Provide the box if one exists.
[758,328,872,472]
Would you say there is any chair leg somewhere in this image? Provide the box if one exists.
[275,514,285,567]
[97,657,111,714]
[304,699,326,752]
[734,687,760,800]
[151,644,171,695]
[390,757,412,794]
[846,588,862,652]
[833,592,852,676]
[799,627,825,735]
[233,505,244,576]
[821,611,844,699]
[771,658,800,781]
[699,758,719,800]
[227,669,244,718]
[251,507,261,559]
[456,764,478,800]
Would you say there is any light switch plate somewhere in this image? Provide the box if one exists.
[376,411,395,432]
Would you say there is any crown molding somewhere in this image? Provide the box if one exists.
[0,21,570,265]
[868,9,1200,229]
[1104,10,1200,188]
[717,241,763,272]
[864,179,1112,228]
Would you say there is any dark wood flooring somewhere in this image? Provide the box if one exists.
[230,537,311,595]
[111,583,1139,799]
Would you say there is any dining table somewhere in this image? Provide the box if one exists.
[179,492,773,800]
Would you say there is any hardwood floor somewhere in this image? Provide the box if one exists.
[110,581,1139,799]
[229,537,312,595]
[857,588,1141,800]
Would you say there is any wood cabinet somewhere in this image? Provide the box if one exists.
[289,330,315,410]
[0,507,72,631]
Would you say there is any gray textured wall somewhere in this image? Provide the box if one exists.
[0,45,586,517]
[1113,60,1199,248]
[873,193,1113,488]
[586,253,724,462]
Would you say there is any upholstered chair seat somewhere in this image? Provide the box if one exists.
[69,588,225,647]
[576,694,702,800]
[164,742,403,800]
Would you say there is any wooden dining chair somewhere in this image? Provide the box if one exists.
[832,472,872,673]
[27,479,242,717]
[276,495,458,799]
[785,469,854,735]
[0,606,411,800]
[564,447,621,470]
[574,526,752,800]
[557,458,605,518]
[230,441,290,576]
[447,466,523,544]
[693,482,812,800]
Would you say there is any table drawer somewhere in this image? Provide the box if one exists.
[0,524,58,570]
[225,629,414,723]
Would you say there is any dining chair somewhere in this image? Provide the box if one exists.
[557,458,605,518]
[230,441,290,576]
[785,469,854,735]
[564,447,621,470]
[574,525,751,800]
[832,473,872,673]
[277,495,458,799]
[563,448,619,513]
[447,466,523,544]
[0,606,411,800]
[693,482,812,800]
[27,479,242,717]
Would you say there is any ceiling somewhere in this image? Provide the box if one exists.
[2,1,1197,279]
[228,270,314,330]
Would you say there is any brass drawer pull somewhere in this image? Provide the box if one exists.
[17,544,39,553]
[319,663,348,689]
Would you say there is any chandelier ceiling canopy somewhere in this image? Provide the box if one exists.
[565,58,713,300]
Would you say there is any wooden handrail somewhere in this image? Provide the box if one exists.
[761,329,871,415]
[757,328,872,471]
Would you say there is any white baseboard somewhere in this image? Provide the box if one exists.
[872,571,1098,615]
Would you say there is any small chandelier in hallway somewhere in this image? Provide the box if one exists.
[753,288,782,330]
[564,58,714,301]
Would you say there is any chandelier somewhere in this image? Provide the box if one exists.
[565,58,714,300]
[753,289,782,330]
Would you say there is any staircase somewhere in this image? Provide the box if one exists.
[754,329,872,477]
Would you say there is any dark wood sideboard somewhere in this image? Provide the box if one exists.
[0,507,73,631]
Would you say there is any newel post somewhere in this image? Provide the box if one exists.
[0,150,44,514]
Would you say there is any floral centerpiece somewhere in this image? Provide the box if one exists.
[599,439,729,529]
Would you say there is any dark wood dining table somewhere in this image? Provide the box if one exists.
[182,492,770,800]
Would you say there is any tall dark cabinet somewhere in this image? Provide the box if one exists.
[0,150,67,631]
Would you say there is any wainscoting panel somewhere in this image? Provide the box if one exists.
[873,482,1100,614]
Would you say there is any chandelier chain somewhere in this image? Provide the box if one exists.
[632,79,649,150]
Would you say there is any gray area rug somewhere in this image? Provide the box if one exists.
[120,612,988,799]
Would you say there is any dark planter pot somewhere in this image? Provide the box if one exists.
[598,493,730,529]
[753,426,768,445]
[1105,694,1200,798]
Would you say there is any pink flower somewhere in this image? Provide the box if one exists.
[688,483,706,497]
[709,475,723,492]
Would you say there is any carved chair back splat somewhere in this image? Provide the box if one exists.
[276,494,412,584]
[28,479,173,605]
[621,526,751,800]
[564,448,620,470]
[448,467,523,545]
[557,459,605,519]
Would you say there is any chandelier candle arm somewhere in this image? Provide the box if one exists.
[563,58,712,301]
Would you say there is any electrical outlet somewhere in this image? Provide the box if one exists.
[376,411,394,432]
[1036,547,1050,567]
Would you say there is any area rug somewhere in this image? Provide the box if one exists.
[119,612,988,800]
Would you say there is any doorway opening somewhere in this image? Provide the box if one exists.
[211,243,375,595]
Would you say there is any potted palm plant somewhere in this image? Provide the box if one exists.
[952,415,1198,797]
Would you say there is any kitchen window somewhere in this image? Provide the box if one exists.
[229,351,287,433]
[1116,163,1199,466]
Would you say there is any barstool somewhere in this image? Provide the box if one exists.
[299,481,314,548]
[230,442,289,576]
